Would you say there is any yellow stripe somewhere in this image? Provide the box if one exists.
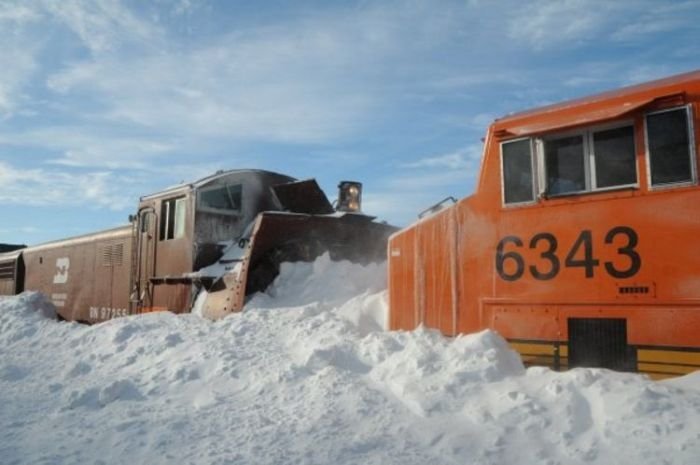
[559,345,568,357]
[521,355,556,366]
[638,349,700,366]
[638,363,699,376]
[509,342,555,356]
[646,372,680,381]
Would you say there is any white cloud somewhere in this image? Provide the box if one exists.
[0,128,176,169]
[372,142,484,224]
[31,0,480,157]
[43,19,386,143]
[0,2,41,23]
[402,144,483,171]
[363,169,474,226]
[507,0,609,49]
[0,161,139,210]
[0,3,43,118]
[43,0,161,54]
[507,0,700,51]
[0,48,38,118]
[611,2,699,42]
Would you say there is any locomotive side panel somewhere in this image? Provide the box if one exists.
[415,209,459,335]
[22,227,133,322]
[388,228,419,331]
[91,236,133,322]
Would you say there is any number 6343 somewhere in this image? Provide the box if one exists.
[495,226,640,282]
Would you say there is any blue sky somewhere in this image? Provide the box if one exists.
[1,0,699,245]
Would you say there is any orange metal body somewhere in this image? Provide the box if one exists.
[388,71,700,378]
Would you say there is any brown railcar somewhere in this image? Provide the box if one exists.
[20,227,133,322]
[0,169,396,323]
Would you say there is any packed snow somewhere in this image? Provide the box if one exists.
[1,255,699,465]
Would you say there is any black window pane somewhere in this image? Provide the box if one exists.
[647,109,692,185]
[545,135,586,195]
[200,184,242,211]
[594,126,637,188]
[502,139,534,204]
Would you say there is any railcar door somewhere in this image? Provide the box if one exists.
[131,207,157,313]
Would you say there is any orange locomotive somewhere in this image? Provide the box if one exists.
[388,70,700,379]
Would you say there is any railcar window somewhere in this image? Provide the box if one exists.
[160,196,186,241]
[545,135,586,195]
[174,198,186,238]
[140,214,149,233]
[593,126,637,188]
[646,107,694,186]
[198,184,242,214]
[543,124,637,196]
[502,139,535,204]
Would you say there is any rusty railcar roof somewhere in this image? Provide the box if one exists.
[140,169,295,200]
[492,69,700,137]
[20,225,132,253]
[0,248,23,262]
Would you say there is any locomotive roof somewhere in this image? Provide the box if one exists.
[10,225,133,254]
[140,169,296,200]
[492,69,700,137]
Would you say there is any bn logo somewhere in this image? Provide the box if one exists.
[53,258,70,284]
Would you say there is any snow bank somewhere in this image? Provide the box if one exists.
[1,257,699,465]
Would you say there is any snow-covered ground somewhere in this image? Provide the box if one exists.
[1,255,699,465]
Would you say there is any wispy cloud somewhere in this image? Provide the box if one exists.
[43,0,162,54]
[0,47,38,118]
[508,0,700,51]
[0,161,140,210]
[0,128,176,169]
[610,1,699,42]
[402,144,483,172]
[4,1,468,167]
[0,2,42,118]
[0,2,41,23]
[367,143,483,224]
[507,0,610,49]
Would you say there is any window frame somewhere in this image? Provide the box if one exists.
[197,183,243,216]
[644,104,697,191]
[539,119,639,198]
[159,196,187,241]
[500,137,537,207]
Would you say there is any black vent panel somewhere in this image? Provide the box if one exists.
[102,243,124,267]
[568,318,637,372]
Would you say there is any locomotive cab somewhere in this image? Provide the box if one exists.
[131,169,396,319]
[388,70,700,378]
[131,170,301,314]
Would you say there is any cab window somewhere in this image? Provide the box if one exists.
[543,124,637,196]
[646,106,695,186]
[198,184,242,214]
[160,197,186,241]
[501,138,535,205]
[544,134,586,195]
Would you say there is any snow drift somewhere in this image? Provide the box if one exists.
[1,255,699,465]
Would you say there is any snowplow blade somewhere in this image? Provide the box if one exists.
[200,212,397,320]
